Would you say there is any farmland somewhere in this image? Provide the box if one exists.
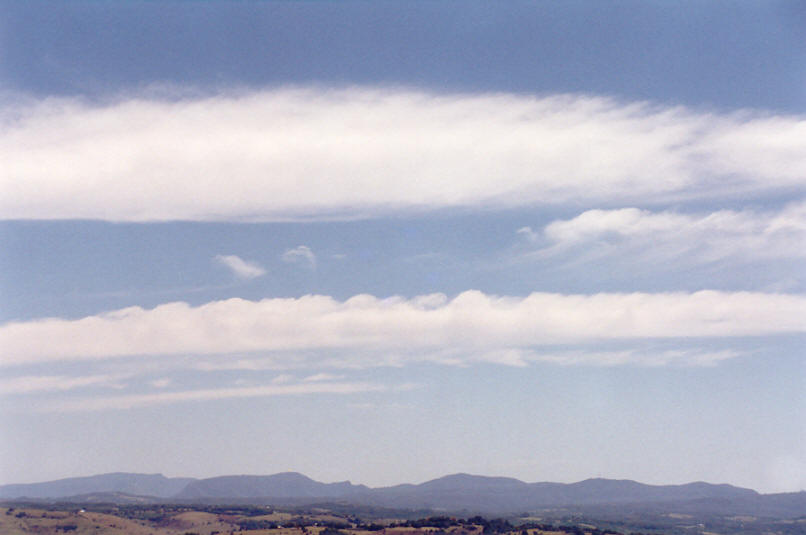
[3,501,805,535]
[0,505,609,535]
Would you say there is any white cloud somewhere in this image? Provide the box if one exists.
[524,349,739,367]
[281,245,316,269]
[303,373,344,382]
[0,374,124,395]
[270,374,294,384]
[149,377,172,388]
[42,381,389,412]
[214,254,266,279]
[516,226,539,243]
[1,291,804,368]
[531,202,806,265]
[2,88,805,221]
[182,347,736,370]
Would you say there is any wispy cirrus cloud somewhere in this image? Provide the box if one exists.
[41,380,391,412]
[2,88,805,222]
[214,254,266,280]
[181,346,738,371]
[0,374,125,395]
[1,290,804,368]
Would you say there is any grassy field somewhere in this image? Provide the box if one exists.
[1,506,174,535]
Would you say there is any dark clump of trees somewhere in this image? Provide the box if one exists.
[356,522,385,531]
[476,517,513,534]
[403,516,461,529]
[235,519,279,531]
[390,515,513,534]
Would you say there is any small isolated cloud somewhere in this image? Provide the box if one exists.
[281,245,316,269]
[303,373,344,382]
[149,378,172,388]
[214,254,266,280]
[516,226,539,243]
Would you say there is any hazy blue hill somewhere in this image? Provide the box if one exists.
[0,472,195,499]
[377,474,767,513]
[363,474,760,513]
[176,472,370,499]
[3,471,798,518]
[569,489,806,520]
[372,474,533,511]
[49,491,163,504]
[550,478,758,504]
[416,473,531,492]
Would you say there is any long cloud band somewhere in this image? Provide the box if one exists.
[2,88,805,221]
[2,290,805,366]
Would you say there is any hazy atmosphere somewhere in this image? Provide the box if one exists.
[1,1,805,494]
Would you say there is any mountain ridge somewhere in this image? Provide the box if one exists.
[3,471,768,500]
[5,471,803,518]
[0,472,195,500]
[176,471,371,499]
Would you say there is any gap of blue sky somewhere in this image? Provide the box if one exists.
[3,1,806,112]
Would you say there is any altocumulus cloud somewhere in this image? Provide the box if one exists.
[526,201,806,265]
[2,290,805,367]
[2,88,805,221]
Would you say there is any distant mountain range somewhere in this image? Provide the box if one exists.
[2,472,804,518]
[0,472,194,500]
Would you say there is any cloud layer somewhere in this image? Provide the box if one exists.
[2,291,804,367]
[2,88,805,221]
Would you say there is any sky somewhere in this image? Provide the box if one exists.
[1,1,805,494]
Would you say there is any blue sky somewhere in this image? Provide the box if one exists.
[1,1,805,493]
